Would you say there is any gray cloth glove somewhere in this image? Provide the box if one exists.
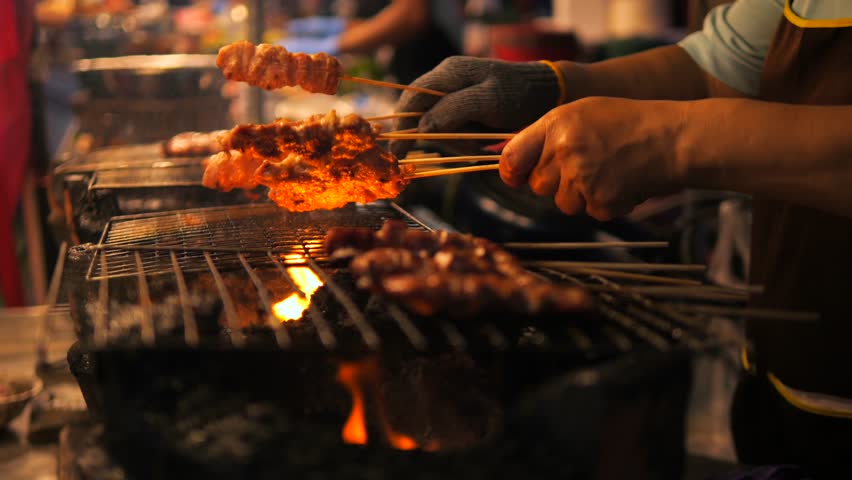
[389,56,560,158]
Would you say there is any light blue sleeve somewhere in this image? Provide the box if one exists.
[678,0,785,96]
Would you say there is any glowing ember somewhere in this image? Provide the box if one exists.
[336,358,436,451]
[386,431,418,451]
[272,266,323,322]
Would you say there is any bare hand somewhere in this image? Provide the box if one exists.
[500,97,688,221]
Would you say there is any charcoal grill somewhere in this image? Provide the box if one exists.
[62,201,721,354]
[39,200,756,480]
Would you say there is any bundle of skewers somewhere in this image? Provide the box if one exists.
[168,40,519,212]
[151,41,820,332]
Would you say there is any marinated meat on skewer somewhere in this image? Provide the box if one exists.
[202,150,263,192]
[216,41,342,94]
[324,221,594,317]
[381,272,591,318]
[325,220,496,260]
[202,111,414,211]
[161,130,228,157]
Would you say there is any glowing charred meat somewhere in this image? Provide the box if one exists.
[202,111,414,211]
[324,221,594,317]
[216,41,342,95]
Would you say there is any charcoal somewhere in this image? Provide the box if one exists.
[83,347,689,480]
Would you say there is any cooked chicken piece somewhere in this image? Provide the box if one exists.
[216,41,342,94]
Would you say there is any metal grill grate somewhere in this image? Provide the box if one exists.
[60,201,751,357]
[88,203,426,280]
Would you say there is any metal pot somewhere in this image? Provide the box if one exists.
[73,54,224,99]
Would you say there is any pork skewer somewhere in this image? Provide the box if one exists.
[203,111,519,215]
[217,41,444,96]
[202,111,507,211]
[324,220,594,317]
[161,130,228,157]
[203,110,414,211]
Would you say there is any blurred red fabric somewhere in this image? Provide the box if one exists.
[0,0,34,306]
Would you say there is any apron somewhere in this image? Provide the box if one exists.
[733,1,852,474]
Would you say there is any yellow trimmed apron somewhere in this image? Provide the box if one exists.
[732,0,852,472]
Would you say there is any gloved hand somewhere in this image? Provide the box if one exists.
[277,35,340,55]
[389,56,561,158]
[286,16,346,37]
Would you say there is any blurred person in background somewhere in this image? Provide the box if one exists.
[0,0,36,307]
[391,0,852,476]
[281,0,463,85]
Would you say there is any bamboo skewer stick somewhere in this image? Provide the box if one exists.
[365,112,424,122]
[504,240,668,250]
[585,285,748,302]
[402,151,442,160]
[379,132,516,141]
[385,127,419,135]
[342,75,445,97]
[406,164,500,179]
[399,155,501,165]
[546,267,702,285]
[525,261,706,272]
[665,304,819,322]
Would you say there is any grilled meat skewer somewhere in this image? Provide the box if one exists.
[324,221,594,317]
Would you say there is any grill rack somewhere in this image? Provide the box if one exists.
[52,145,264,245]
[44,201,761,358]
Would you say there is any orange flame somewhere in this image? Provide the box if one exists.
[386,431,418,450]
[336,358,436,451]
[337,362,369,445]
[272,266,323,322]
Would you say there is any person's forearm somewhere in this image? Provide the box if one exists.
[337,0,429,54]
[557,45,745,102]
[677,99,852,218]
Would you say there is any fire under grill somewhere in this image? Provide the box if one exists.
[49,201,782,480]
